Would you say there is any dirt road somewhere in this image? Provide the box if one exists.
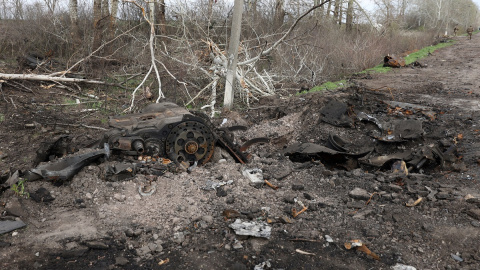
[1,34,480,270]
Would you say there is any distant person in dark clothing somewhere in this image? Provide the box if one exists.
[467,26,474,40]
[454,26,459,36]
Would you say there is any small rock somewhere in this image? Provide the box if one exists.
[272,167,292,180]
[224,244,231,250]
[471,221,480,227]
[173,232,185,244]
[115,256,129,266]
[226,197,235,204]
[232,241,243,249]
[349,188,371,200]
[467,209,480,220]
[422,223,435,232]
[202,215,214,224]
[451,254,463,262]
[30,188,55,203]
[231,262,247,270]
[154,240,163,252]
[353,209,374,220]
[85,193,93,199]
[5,198,27,217]
[148,243,157,252]
[325,235,333,243]
[136,245,151,257]
[113,193,126,202]
[216,186,228,197]
[435,192,450,200]
[283,195,295,204]
[391,263,417,270]
[85,241,109,250]
[392,214,402,223]
[303,193,313,200]
[351,169,364,177]
[292,185,304,191]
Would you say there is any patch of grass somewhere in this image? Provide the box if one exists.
[307,80,348,93]
[0,113,4,122]
[11,179,29,198]
[404,39,455,65]
[304,38,456,95]
[359,64,392,74]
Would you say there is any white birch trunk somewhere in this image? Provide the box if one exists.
[223,0,244,110]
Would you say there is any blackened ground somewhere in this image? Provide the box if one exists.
[1,34,480,270]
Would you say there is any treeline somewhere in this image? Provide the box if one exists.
[0,0,478,108]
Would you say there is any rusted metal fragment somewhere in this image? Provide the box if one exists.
[385,101,436,120]
[240,137,270,152]
[359,151,413,167]
[383,55,405,68]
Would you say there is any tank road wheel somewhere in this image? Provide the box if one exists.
[165,121,215,165]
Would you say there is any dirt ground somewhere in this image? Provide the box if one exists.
[1,34,480,270]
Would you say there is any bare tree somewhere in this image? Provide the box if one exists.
[12,0,24,19]
[274,0,286,28]
[326,0,333,19]
[69,0,79,44]
[156,0,167,35]
[110,0,119,39]
[93,0,103,50]
[333,0,343,24]
[43,0,57,14]
[346,0,354,31]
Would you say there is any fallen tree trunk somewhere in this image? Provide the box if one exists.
[0,73,105,84]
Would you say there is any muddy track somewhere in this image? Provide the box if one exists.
[1,34,480,270]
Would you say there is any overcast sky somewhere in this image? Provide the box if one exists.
[357,0,480,11]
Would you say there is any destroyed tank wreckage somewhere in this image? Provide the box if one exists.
[19,102,267,182]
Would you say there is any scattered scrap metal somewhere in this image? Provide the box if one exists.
[2,102,268,186]
[284,98,463,174]
[383,55,405,68]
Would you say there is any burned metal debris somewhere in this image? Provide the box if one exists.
[319,99,353,127]
[284,96,464,174]
[15,102,267,184]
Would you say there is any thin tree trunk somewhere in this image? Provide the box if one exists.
[326,0,332,19]
[274,0,285,28]
[334,0,342,24]
[224,0,244,110]
[346,0,353,31]
[156,0,166,35]
[208,0,214,20]
[314,0,323,19]
[148,1,155,29]
[101,0,109,17]
[109,0,119,40]
[93,0,103,50]
[69,0,79,44]
[338,0,343,25]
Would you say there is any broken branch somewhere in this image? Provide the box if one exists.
[0,73,105,84]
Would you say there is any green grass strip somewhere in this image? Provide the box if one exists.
[305,38,456,94]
